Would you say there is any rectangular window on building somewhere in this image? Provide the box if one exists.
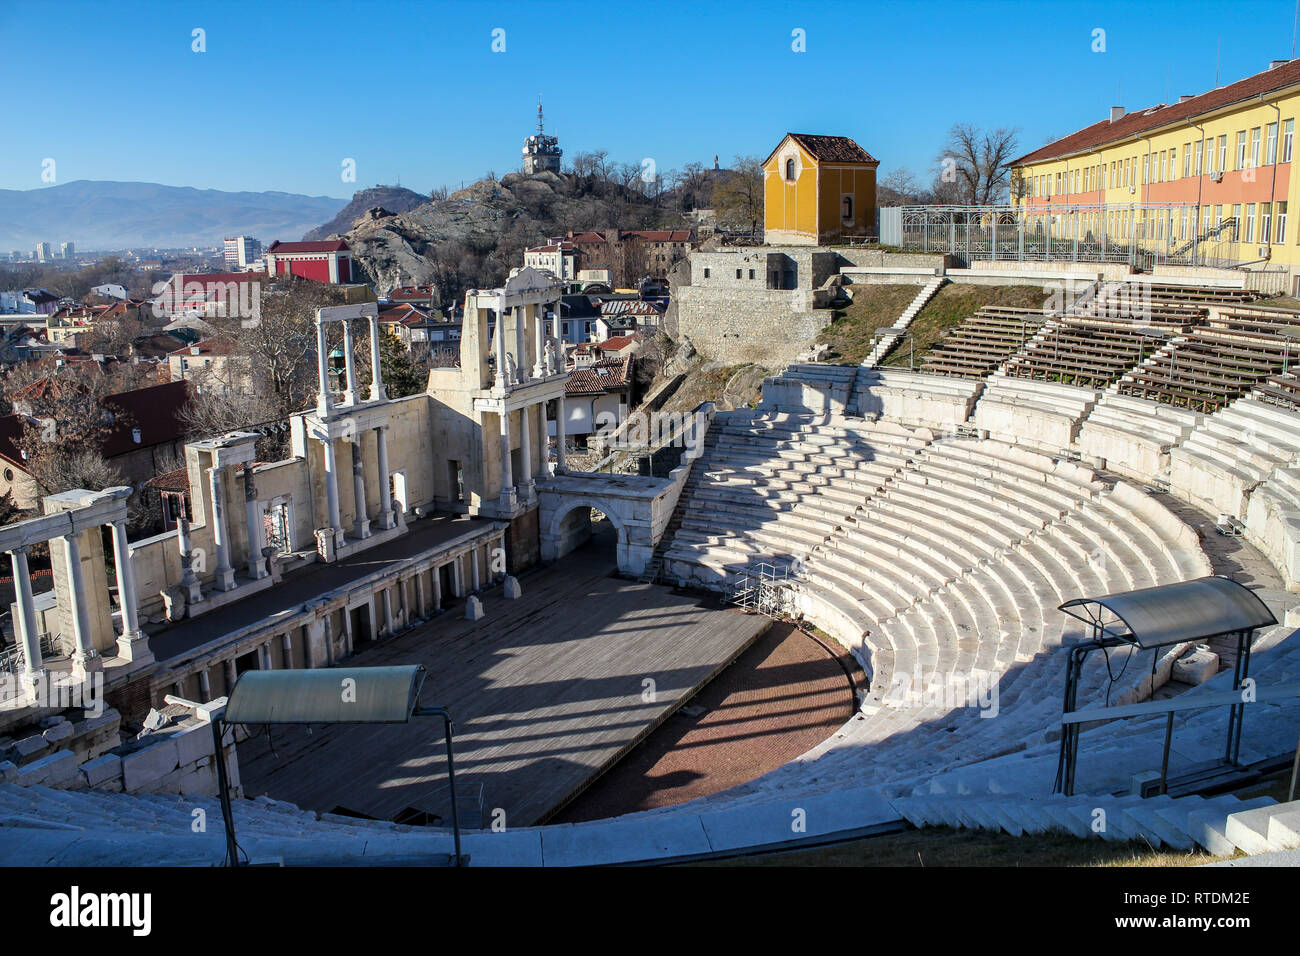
[1285,120,1295,162]
[1231,204,1242,240]
[1251,127,1262,167]
[1245,203,1256,243]
[1262,202,1272,242]
[1169,148,1176,180]
[735,269,742,279]
[1237,131,1248,169]
[1195,142,1202,176]
[703,268,710,278]
[1267,122,1279,164]
[1183,143,1192,177]
[1143,155,1150,184]
[1278,201,1288,242]
[1218,134,1227,171]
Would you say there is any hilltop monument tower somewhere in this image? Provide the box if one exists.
[522,97,563,175]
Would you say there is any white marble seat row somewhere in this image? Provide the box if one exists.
[972,375,1101,454]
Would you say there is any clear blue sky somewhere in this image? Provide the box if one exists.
[2,0,1298,197]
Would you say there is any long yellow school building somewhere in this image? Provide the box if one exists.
[1010,58,1300,291]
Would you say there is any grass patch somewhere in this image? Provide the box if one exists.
[693,824,1229,867]
[818,283,1049,367]
[818,284,919,363]
[879,284,1049,369]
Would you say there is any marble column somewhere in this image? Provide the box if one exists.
[342,319,360,404]
[243,462,267,579]
[375,425,395,530]
[208,466,236,590]
[368,313,387,401]
[551,300,563,373]
[315,316,333,415]
[321,437,343,547]
[494,303,508,388]
[259,642,272,670]
[498,410,516,511]
[533,303,546,378]
[351,437,370,539]
[198,668,212,700]
[108,519,151,663]
[176,515,202,603]
[515,306,527,382]
[519,403,534,500]
[9,546,45,694]
[62,532,100,675]
[223,658,237,695]
[431,564,442,611]
[555,397,568,473]
[280,631,293,668]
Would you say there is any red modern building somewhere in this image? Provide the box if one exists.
[264,240,355,284]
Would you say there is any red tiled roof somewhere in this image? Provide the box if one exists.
[170,272,264,290]
[266,240,350,254]
[388,285,437,301]
[566,356,631,396]
[624,230,694,242]
[145,466,190,493]
[1012,59,1300,166]
[597,334,641,352]
[11,375,90,402]
[99,381,191,457]
[0,381,190,468]
[765,134,878,166]
[167,337,234,357]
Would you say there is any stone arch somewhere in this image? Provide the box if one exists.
[542,496,627,564]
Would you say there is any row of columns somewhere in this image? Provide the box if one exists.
[492,301,565,390]
[8,517,145,693]
[164,532,504,704]
[319,425,397,550]
[317,314,387,412]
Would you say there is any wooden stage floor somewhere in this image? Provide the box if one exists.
[235,541,771,827]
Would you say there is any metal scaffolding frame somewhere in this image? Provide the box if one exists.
[728,562,792,618]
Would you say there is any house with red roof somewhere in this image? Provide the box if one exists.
[264,240,355,284]
[0,380,192,509]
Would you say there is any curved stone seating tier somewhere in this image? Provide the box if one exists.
[1170,396,1300,519]
[759,363,860,417]
[972,375,1101,455]
[1245,467,1300,588]
[660,412,933,588]
[1076,390,1202,482]
[851,368,984,431]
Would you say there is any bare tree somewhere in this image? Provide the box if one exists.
[711,155,764,235]
[935,124,1021,205]
[878,168,925,206]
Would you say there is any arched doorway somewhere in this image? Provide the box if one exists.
[549,499,623,567]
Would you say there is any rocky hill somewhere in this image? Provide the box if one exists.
[333,171,685,301]
[301,185,429,241]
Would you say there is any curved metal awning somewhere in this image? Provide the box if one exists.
[224,665,427,724]
[1059,576,1277,650]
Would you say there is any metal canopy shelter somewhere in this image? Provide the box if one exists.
[1054,576,1277,796]
[214,665,466,866]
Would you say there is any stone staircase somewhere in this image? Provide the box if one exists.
[862,275,947,369]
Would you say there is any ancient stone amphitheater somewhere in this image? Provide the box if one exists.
[7,281,1300,865]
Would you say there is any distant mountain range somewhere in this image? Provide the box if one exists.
[0,180,350,252]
